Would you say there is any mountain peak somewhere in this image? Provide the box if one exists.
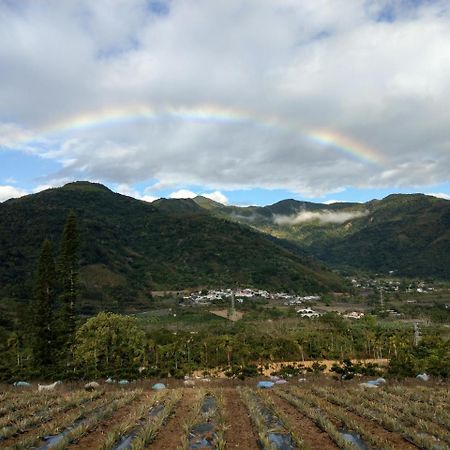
[193,196,224,209]
[153,197,204,214]
[61,181,112,193]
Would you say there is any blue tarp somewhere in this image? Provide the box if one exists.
[152,383,166,390]
[257,381,274,389]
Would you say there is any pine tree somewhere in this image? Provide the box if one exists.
[59,210,80,345]
[30,239,56,375]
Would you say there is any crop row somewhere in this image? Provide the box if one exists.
[5,391,124,449]
[384,385,450,411]
[178,389,226,450]
[311,386,447,450]
[0,390,107,442]
[283,386,395,450]
[356,386,450,433]
[239,386,303,450]
[98,388,183,450]
[0,390,101,430]
[45,389,142,450]
[0,390,62,418]
[274,388,357,450]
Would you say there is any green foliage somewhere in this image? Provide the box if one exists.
[225,364,259,379]
[29,239,57,375]
[0,181,344,319]
[73,312,146,378]
[388,336,450,378]
[58,210,80,343]
[207,193,450,278]
[271,364,305,378]
[330,359,382,380]
[307,361,326,374]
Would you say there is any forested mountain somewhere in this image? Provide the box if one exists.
[0,182,343,317]
[193,193,450,278]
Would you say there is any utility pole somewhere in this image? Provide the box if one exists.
[414,323,421,347]
[229,290,236,318]
[380,289,384,309]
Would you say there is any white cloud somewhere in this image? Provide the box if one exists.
[140,194,158,203]
[33,183,59,194]
[274,210,369,225]
[0,185,28,202]
[201,191,228,204]
[0,1,450,197]
[427,192,450,200]
[167,189,228,204]
[168,189,197,199]
[115,183,157,202]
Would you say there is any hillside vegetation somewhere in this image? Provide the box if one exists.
[0,182,343,316]
[195,194,450,278]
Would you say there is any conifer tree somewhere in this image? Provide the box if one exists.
[30,239,56,374]
[59,210,80,345]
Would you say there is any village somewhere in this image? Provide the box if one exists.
[180,288,367,319]
[349,275,439,294]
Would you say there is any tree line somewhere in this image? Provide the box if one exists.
[1,211,80,379]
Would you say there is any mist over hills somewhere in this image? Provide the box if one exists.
[192,193,450,278]
[0,182,343,316]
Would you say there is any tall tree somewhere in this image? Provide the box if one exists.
[30,239,56,374]
[59,210,80,344]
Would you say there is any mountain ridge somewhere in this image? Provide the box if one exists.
[186,193,450,278]
[0,182,344,319]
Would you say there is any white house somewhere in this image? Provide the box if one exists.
[296,307,320,318]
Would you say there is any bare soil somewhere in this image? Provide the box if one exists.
[147,390,195,450]
[260,358,389,376]
[266,391,339,450]
[209,309,244,321]
[68,391,147,450]
[222,387,259,449]
[315,396,417,450]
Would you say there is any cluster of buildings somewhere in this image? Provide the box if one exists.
[350,277,436,294]
[181,288,321,307]
[295,308,366,319]
[182,288,270,306]
[281,295,321,306]
[180,288,367,321]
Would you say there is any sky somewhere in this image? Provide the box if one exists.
[1,0,450,205]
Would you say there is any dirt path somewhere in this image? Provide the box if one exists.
[315,396,417,450]
[68,391,148,450]
[148,390,195,450]
[222,387,259,449]
[267,391,338,450]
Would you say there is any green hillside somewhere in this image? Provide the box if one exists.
[197,194,450,278]
[0,182,343,317]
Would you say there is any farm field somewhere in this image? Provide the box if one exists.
[0,380,449,450]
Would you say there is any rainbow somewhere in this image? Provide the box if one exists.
[12,104,387,167]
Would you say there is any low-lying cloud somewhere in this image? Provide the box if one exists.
[273,210,369,225]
